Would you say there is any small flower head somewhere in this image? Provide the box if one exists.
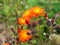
[22,9,33,19]
[17,18,26,25]
[31,6,45,17]
[31,21,37,28]
[18,30,32,42]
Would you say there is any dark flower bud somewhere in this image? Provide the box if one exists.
[9,43,12,45]
[5,41,12,45]
[46,34,49,38]
[16,37,19,41]
[37,19,43,25]
[11,27,15,33]
[46,19,52,26]
[25,19,30,25]
[51,19,55,24]
[26,32,31,35]
[10,26,17,35]
[15,37,19,44]
[30,29,36,34]
[5,41,8,43]
[31,21,37,28]
[17,27,20,33]
[44,13,48,20]
[54,25,60,34]
[12,41,15,44]
[52,23,57,27]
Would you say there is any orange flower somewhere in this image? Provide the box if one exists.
[18,30,32,42]
[3,43,10,45]
[22,6,45,18]
[22,10,32,19]
[18,17,30,25]
[22,12,31,25]
[31,6,45,17]
[18,6,45,25]
[18,18,26,25]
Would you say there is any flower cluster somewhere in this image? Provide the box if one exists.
[18,6,45,25]
[17,6,46,43]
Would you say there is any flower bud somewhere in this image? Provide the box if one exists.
[31,21,37,28]
[37,19,43,25]
[46,19,52,26]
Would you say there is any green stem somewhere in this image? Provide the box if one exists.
[38,25,43,45]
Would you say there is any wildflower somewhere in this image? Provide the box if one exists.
[18,30,32,42]
[22,9,33,19]
[17,18,26,25]
[31,6,45,17]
